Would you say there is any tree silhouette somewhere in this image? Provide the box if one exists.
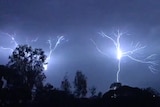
[0,65,4,88]
[6,45,47,96]
[97,92,102,98]
[44,83,54,91]
[110,82,122,90]
[89,86,96,97]
[144,87,160,97]
[61,73,71,93]
[74,70,87,97]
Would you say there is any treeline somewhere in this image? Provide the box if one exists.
[0,45,160,107]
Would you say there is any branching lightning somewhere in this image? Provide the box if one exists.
[26,37,39,44]
[44,36,65,70]
[0,32,18,52]
[91,30,158,82]
[0,32,65,71]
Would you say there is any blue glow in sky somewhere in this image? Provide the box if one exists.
[0,0,160,93]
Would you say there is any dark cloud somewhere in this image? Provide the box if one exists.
[0,0,160,93]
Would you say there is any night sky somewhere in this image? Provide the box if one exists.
[0,0,160,93]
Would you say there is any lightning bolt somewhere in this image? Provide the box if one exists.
[31,37,39,42]
[25,37,39,44]
[0,32,65,71]
[43,36,65,70]
[0,32,18,52]
[91,30,158,82]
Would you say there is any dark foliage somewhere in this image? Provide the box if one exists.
[89,86,96,97]
[74,70,87,97]
[1,66,160,107]
[0,45,47,106]
[61,73,71,93]
[102,84,160,107]
[0,45,160,107]
[7,45,47,90]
